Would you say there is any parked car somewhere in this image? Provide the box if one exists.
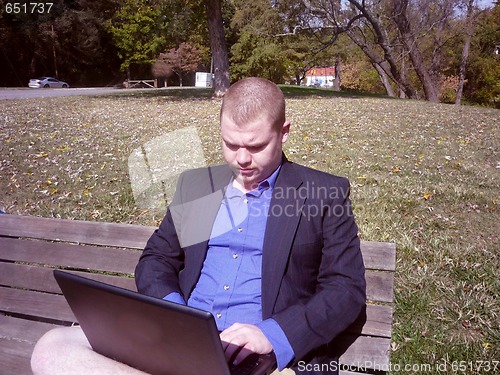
[28,77,69,88]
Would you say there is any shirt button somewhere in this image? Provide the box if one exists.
[232,253,239,259]
[237,228,243,232]
[216,313,222,318]
[243,198,248,204]
[223,285,230,291]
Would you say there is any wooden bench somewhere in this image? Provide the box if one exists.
[0,214,396,375]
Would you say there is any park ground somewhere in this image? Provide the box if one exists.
[0,87,498,373]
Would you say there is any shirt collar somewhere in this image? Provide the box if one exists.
[261,164,281,190]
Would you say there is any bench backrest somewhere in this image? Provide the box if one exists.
[0,214,395,374]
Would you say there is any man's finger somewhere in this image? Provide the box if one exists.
[221,340,242,362]
[232,345,254,365]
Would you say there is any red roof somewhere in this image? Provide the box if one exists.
[306,67,335,77]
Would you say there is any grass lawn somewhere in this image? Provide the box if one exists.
[1,86,498,373]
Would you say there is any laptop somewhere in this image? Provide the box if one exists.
[54,270,276,375]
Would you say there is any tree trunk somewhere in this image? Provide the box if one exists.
[391,0,440,102]
[205,0,230,97]
[400,48,407,98]
[346,27,404,98]
[51,25,58,79]
[333,58,341,91]
[347,1,418,99]
[374,63,396,97]
[456,0,475,106]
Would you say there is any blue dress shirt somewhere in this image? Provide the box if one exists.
[164,166,294,370]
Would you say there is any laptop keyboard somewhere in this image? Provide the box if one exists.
[228,353,262,375]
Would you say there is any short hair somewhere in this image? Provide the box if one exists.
[220,77,286,130]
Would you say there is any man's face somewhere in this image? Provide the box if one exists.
[220,113,289,192]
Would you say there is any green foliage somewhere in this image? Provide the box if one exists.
[230,33,290,82]
[229,0,286,82]
[1,0,499,106]
[108,0,168,72]
[466,56,500,107]
[229,0,334,83]
[341,60,386,94]
[464,4,500,107]
[0,0,122,86]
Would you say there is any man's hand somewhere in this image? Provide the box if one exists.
[220,323,273,365]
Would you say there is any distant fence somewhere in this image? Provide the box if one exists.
[124,79,158,89]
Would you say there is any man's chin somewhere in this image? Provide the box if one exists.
[233,174,260,191]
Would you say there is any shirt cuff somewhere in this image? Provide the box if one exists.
[257,318,294,371]
[162,292,186,305]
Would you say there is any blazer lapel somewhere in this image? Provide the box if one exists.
[262,160,305,318]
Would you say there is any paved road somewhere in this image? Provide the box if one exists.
[0,87,133,100]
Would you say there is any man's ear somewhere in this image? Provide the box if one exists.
[281,121,291,143]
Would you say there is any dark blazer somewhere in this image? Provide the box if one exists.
[135,156,366,374]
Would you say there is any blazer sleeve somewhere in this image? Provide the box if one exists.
[273,177,366,362]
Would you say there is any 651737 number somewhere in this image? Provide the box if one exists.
[5,3,53,14]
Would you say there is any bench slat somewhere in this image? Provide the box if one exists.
[0,214,155,249]
[349,304,393,338]
[0,237,140,274]
[0,338,34,375]
[1,215,393,271]
[365,271,394,303]
[0,263,137,294]
[0,315,58,343]
[359,241,396,271]
[338,335,391,369]
[1,260,391,304]
[1,282,392,340]
[1,287,75,323]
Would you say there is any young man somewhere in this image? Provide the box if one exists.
[31,78,365,375]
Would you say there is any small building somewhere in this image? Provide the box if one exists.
[195,72,213,88]
[305,67,336,88]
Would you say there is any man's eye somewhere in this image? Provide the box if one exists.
[248,145,265,153]
[225,143,238,151]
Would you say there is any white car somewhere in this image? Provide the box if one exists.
[29,77,69,88]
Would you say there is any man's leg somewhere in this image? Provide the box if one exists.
[31,326,147,375]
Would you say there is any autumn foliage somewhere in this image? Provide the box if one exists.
[153,43,203,87]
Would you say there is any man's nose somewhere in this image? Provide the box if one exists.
[236,148,251,166]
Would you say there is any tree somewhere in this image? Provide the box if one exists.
[288,0,477,102]
[455,0,480,105]
[390,0,437,101]
[230,0,334,84]
[204,0,230,96]
[108,0,168,77]
[156,42,203,86]
[464,3,500,107]
[229,1,286,82]
[151,59,174,83]
[289,0,420,98]
[0,0,122,86]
